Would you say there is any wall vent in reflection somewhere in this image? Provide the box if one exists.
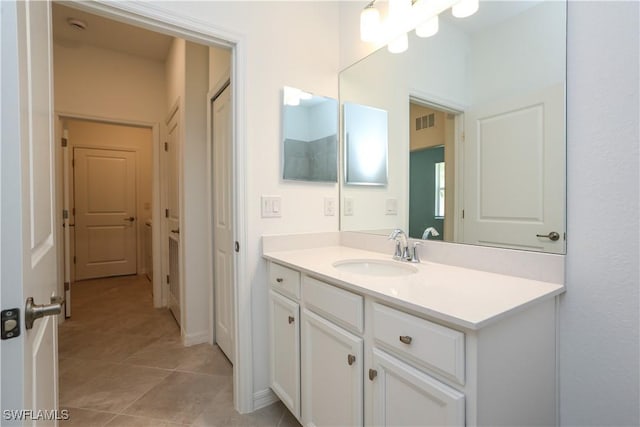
[416,113,435,130]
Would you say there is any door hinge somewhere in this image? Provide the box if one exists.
[73,256,76,264]
[164,142,169,152]
[166,275,170,284]
[61,137,68,147]
[72,207,75,216]
[62,209,69,220]
[72,159,75,167]
[165,208,169,218]
[462,209,465,219]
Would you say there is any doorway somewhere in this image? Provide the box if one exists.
[52,0,250,413]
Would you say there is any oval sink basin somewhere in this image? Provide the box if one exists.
[332,259,418,277]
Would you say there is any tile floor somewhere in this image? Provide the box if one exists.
[58,275,300,427]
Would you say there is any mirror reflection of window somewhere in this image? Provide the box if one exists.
[435,162,445,219]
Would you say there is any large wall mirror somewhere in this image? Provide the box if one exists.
[339,0,567,254]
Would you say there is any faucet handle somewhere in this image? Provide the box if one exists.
[392,241,402,260]
[410,241,423,263]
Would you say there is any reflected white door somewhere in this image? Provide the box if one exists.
[213,84,234,362]
[462,84,565,253]
[74,148,137,280]
[1,0,60,422]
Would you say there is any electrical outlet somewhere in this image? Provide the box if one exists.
[385,198,398,215]
[344,198,354,216]
[261,196,282,218]
[324,198,336,216]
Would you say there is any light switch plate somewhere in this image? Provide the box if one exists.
[261,196,282,218]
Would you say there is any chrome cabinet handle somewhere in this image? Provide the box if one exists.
[369,369,378,381]
[288,316,294,324]
[347,354,356,366]
[399,335,413,345]
[25,296,64,330]
[536,231,560,241]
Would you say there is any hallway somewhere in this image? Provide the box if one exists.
[58,275,298,426]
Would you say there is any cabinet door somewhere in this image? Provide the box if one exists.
[269,290,300,418]
[369,348,465,427]
[302,308,364,427]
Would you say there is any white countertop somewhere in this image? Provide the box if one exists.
[263,246,565,330]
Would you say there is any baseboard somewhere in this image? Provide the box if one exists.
[182,330,209,346]
[253,388,279,411]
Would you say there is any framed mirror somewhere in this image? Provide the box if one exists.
[344,102,388,186]
[339,0,567,254]
[282,86,338,182]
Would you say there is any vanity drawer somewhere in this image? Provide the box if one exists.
[372,303,465,384]
[269,262,301,300]
[303,276,364,334]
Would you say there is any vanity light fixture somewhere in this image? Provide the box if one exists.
[359,0,478,53]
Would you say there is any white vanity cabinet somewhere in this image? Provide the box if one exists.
[268,264,301,418]
[301,308,363,426]
[369,348,465,426]
[267,260,559,427]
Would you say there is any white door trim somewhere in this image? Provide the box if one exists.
[55,112,163,308]
[60,1,252,413]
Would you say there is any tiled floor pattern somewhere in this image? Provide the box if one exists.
[59,275,300,427]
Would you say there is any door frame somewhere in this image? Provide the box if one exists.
[56,113,162,306]
[409,90,466,242]
[60,1,251,413]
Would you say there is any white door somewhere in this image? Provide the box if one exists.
[268,290,300,419]
[1,0,61,422]
[212,84,234,362]
[301,309,363,427]
[74,148,137,280]
[462,84,565,253]
[165,108,181,324]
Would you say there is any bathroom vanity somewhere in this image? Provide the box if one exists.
[264,244,564,427]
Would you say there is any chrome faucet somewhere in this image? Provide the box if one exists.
[388,229,410,261]
[422,227,440,240]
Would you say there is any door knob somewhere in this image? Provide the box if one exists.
[536,231,560,241]
[25,296,64,330]
[124,217,135,222]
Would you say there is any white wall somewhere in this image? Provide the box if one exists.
[561,2,639,425]
[54,42,166,123]
[153,1,341,399]
[339,2,640,425]
[182,41,210,342]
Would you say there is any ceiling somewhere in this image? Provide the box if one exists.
[52,2,173,62]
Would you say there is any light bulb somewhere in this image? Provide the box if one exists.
[416,15,439,38]
[452,0,479,18]
[388,33,408,54]
[360,5,381,42]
